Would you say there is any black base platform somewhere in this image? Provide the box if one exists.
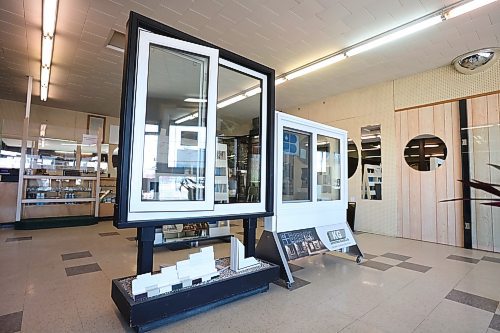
[112,262,279,332]
[15,216,99,230]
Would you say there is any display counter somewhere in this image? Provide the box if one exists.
[0,181,17,223]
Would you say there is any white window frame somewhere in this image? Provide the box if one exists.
[129,29,219,213]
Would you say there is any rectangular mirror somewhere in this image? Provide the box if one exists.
[360,125,382,200]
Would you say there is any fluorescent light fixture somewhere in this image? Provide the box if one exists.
[347,16,442,56]
[285,54,346,80]
[445,0,497,19]
[275,77,287,86]
[145,124,159,132]
[244,87,261,97]
[1,150,21,157]
[424,144,440,148]
[41,37,53,67]
[39,124,47,137]
[40,0,58,101]
[174,113,199,124]
[217,94,246,109]
[43,0,58,37]
[184,98,207,103]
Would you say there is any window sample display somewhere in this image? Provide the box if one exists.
[347,138,359,178]
[141,44,209,203]
[404,134,447,171]
[282,129,311,202]
[316,135,341,201]
[360,125,382,200]
[216,65,262,204]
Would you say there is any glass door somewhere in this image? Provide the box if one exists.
[129,29,219,213]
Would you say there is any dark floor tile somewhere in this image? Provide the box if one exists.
[5,236,32,242]
[273,276,310,291]
[447,255,480,264]
[354,231,365,235]
[482,256,500,264]
[396,261,432,273]
[61,251,92,261]
[360,260,392,271]
[445,289,499,313]
[126,236,136,241]
[65,263,102,277]
[0,311,23,333]
[382,252,411,261]
[288,263,304,272]
[98,232,120,237]
[362,253,378,260]
[490,314,500,331]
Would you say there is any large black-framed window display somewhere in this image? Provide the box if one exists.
[114,12,275,228]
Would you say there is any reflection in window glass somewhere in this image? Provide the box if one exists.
[404,135,447,171]
[361,125,382,200]
[316,135,341,201]
[217,65,262,204]
[347,138,359,178]
[141,44,209,202]
[283,129,311,202]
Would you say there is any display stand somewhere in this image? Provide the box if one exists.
[256,113,364,288]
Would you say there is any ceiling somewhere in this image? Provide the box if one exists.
[0,0,499,117]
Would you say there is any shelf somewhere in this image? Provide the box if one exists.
[24,175,97,180]
[22,198,96,204]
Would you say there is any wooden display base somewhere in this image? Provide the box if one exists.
[111,260,279,332]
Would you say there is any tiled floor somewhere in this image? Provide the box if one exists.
[1,221,500,333]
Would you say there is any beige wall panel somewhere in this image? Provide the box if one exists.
[400,111,411,238]
[394,61,500,110]
[421,171,437,242]
[284,81,398,236]
[444,103,457,246]
[471,96,493,251]
[409,168,422,240]
[433,104,448,244]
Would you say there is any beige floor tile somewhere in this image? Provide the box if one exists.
[414,299,493,333]
[340,320,389,333]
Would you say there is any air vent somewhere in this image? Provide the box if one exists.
[452,48,499,75]
[106,30,125,53]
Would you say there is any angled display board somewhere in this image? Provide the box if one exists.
[115,12,275,228]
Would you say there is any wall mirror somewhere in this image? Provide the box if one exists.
[347,138,359,178]
[360,125,382,200]
[404,134,447,171]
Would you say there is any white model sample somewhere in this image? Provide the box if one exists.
[230,237,260,272]
[131,246,219,298]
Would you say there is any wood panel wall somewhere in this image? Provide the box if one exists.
[395,102,463,246]
[467,94,500,252]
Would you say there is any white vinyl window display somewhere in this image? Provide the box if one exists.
[127,31,269,221]
[273,113,347,233]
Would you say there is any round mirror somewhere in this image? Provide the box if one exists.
[347,138,359,178]
[404,134,447,171]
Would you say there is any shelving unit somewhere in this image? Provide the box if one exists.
[361,164,382,200]
[21,175,98,220]
[99,177,116,218]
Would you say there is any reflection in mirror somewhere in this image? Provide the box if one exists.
[216,65,262,204]
[347,138,359,178]
[361,125,382,200]
[283,129,311,202]
[141,44,209,202]
[316,135,341,201]
[404,134,447,171]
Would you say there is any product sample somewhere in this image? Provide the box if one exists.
[131,246,219,299]
[230,236,260,272]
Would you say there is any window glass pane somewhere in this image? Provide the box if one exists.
[316,135,341,201]
[141,44,209,202]
[216,65,262,203]
[283,129,311,202]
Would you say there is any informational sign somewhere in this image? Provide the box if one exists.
[283,132,298,155]
[277,223,356,261]
[82,134,98,146]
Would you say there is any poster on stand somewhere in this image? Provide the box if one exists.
[277,223,356,261]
